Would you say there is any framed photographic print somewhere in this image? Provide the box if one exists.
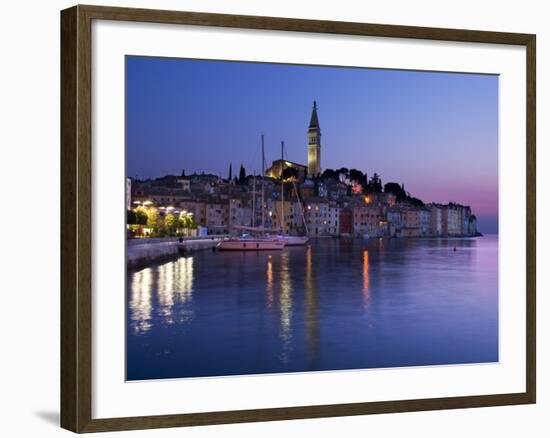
[60,4,536,433]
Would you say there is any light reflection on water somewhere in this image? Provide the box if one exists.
[129,268,153,334]
[127,236,498,380]
[266,256,274,308]
[363,250,370,310]
[279,251,293,365]
[129,257,194,334]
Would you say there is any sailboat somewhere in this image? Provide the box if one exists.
[273,140,309,246]
[217,135,285,251]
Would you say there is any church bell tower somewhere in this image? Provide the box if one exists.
[307,101,321,177]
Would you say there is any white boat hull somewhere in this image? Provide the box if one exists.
[276,235,309,246]
[217,239,285,251]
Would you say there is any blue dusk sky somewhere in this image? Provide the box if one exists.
[126,56,499,233]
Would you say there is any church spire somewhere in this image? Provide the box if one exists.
[307,101,321,177]
[308,100,320,131]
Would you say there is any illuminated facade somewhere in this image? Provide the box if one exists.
[265,159,307,180]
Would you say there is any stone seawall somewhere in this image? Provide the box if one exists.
[127,237,223,270]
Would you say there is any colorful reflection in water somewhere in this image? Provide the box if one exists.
[362,250,370,310]
[127,236,498,380]
[266,256,274,308]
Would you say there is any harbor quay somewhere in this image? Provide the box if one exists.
[127,236,224,269]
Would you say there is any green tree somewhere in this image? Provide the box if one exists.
[384,182,407,201]
[349,168,365,184]
[165,213,177,235]
[131,206,149,225]
[367,173,383,193]
[321,168,338,181]
[336,167,349,178]
[145,207,160,231]
[179,214,198,231]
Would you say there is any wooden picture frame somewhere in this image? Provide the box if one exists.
[61,4,536,433]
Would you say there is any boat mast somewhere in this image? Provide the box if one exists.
[282,145,308,236]
[252,171,256,228]
[261,134,265,234]
[280,140,285,235]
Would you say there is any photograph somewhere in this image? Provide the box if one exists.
[125,56,499,381]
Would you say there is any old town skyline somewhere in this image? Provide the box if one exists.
[127,56,498,232]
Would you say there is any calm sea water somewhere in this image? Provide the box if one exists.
[126,235,498,380]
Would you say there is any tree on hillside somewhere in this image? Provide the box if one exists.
[384,182,407,201]
[349,169,368,189]
[321,168,338,181]
[336,167,349,177]
[238,164,246,183]
[408,197,425,207]
[367,173,383,192]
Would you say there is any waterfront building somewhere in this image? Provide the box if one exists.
[133,187,192,208]
[429,203,444,236]
[272,199,305,235]
[385,205,428,237]
[444,204,462,236]
[352,202,384,238]
[468,215,478,235]
[419,208,431,236]
[228,196,253,232]
[179,200,207,226]
[327,203,341,235]
[205,199,229,234]
[402,208,420,230]
[249,193,276,230]
[428,202,477,237]
[307,101,322,177]
[386,206,403,237]
[305,198,334,236]
[339,207,353,235]
[460,205,473,235]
